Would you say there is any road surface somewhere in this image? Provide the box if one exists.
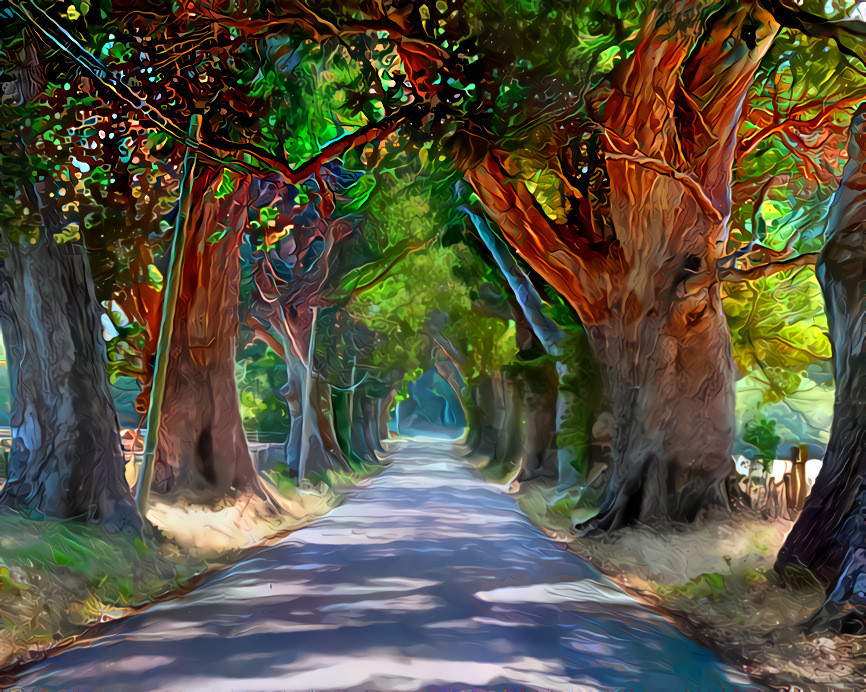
[10,438,757,691]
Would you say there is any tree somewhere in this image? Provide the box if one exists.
[9,0,442,497]
[247,176,355,479]
[438,0,865,529]
[776,106,866,631]
[0,27,140,531]
[150,168,259,494]
[459,2,778,528]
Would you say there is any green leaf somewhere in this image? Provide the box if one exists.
[206,227,229,245]
[214,169,236,200]
[147,264,163,289]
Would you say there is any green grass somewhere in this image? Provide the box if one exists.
[268,458,381,496]
[0,515,205,667]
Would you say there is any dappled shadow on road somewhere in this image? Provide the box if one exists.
[11,439,758,691]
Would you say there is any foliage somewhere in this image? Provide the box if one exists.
[236,343,289,439]
[545,299,605,475]
[724,267,832,405]
[742,416,782,468]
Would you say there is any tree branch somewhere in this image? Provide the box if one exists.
[603,151,724,225]
[717,252,819,282]
[342,237,434,303]
[739,92,863,156]
[190,0,448,62]
[759,0,866,68]
[10,0,427,185]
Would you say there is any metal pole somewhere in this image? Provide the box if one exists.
[296,306,319,482]
[134,115,200,512]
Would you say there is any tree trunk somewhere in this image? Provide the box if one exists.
[153,172,254,495]
[331,387,365,468]
[278,342,333,479]
[463,5,775,525]
[468,378,497,458]
[494,372,524,467]
[282,353,305,472]
[361,396,384,454]
[583,283,736,530]
[470,373,523,468]
[351,393,375,463]
[0,186,140,531]
[776,110,866,630]
[380,388,397,440]
[312,377,351,471]
[518,362,559,482]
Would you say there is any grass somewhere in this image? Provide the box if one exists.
[0,457,383,672]
[269,457,382,496]
[515,483,866,689]
[0,515,204,668]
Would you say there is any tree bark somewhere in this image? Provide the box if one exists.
[495,372,524,467]
[361,395,384,454]
[584,293,736,529]
[379,388,397,441]
[312,376,352,471]
[776,109,866,630]
[470,373,523,468]
[467,378,497,458]
[350,393,376,463]
[463,5,775,527]
[331,386,365,468]
[271,328,336,479]
[0,185,140,531]
[518,362,559,482]
[152,171,255,495]
[281,348,305,472]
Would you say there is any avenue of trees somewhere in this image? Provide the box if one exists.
[0,0,863,628]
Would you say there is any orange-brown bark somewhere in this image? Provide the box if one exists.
[464,2,778,528]
[152,170,255,494]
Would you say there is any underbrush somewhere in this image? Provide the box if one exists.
[518,484,866,690]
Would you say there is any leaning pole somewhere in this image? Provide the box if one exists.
[134,116,201,512]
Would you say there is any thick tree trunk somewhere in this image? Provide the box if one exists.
[776,111,866,630]
[583,282,736,530]
[0,188,140,531]
[464,5,774,525]
[153,172,255,494]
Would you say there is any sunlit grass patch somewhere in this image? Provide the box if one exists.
[0,514,202,668]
